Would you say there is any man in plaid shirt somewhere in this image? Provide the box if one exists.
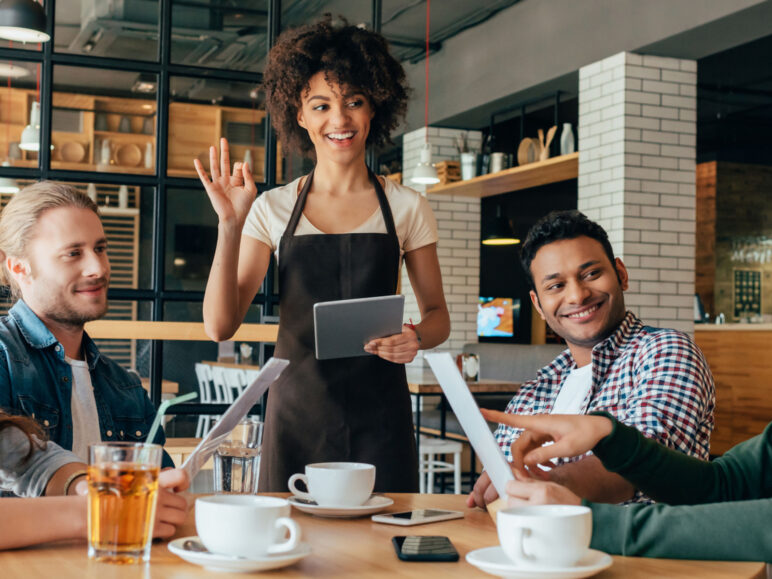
[468,211,714,507]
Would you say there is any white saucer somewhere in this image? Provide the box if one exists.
[466,546,612,579]
[168,537,311,573]
[288,494,394,518]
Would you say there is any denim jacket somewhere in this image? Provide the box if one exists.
[0,300,172,468]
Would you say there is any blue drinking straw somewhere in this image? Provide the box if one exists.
[145,392,198,446]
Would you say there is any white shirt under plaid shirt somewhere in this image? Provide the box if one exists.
[494,311,715,468]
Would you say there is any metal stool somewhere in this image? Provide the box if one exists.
[418,435,462,494]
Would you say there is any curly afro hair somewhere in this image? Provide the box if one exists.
[262,16,410,157]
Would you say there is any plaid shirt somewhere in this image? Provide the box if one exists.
[494,312,715,466]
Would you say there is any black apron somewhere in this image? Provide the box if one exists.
[258,169,419,492]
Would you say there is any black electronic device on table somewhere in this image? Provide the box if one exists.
[391,535,459,562]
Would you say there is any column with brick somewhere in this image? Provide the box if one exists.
[578,52,697,332]
[401,127,482,351]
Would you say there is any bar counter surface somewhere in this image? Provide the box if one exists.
[1,494,764,578]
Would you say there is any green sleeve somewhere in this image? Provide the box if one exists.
[588,499,772,562]
[591,412,772,504]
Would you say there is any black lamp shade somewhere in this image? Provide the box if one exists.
[0,0,50,43]
[482,207,520,246]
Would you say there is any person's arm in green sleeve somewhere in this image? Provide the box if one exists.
[588,498,772,561]
[592,413,772,504]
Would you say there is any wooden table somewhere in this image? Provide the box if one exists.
[201,360,262,371]
[1,494,764,578]
[139,377,179,395]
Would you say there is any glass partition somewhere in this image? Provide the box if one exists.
[0,61,41,171]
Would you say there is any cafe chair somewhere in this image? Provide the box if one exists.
[222,367,249,401]
[194,363,220,437]
[418,435,462,494]
[210,365,237,404]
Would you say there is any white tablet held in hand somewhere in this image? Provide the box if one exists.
[313,295,405,360]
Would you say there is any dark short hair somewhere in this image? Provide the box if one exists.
[520,210,617,290]
[262,16,409,157]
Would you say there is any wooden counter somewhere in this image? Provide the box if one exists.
[694,326,772,454]
[0,494,764,578]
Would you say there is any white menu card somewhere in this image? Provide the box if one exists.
[181,357,289,480]
[424,352,514,498]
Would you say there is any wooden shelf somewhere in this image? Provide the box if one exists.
[94,130,155,139]
[427,152,578,198]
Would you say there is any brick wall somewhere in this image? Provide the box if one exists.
[578,52,697,332]
[401,127,482,351]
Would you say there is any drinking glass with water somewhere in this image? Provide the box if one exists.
[214,417,263,494]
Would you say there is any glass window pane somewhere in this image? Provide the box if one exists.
[92,300,152,373]
[0,61,41,170]
[54,0,159,61]
[276,138,312,185]
[168,77,265,181]
[52,66,157,174]
[171,0,268,72]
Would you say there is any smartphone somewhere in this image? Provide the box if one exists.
[371,509,464,526]
[392,535,459,562]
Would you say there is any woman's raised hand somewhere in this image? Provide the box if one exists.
[194,138,257,226]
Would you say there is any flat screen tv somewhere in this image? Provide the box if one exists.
[477,297,520,338]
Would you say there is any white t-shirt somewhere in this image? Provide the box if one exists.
[67,357,102,461]
[242,176,439,262]
[550,363,593,415]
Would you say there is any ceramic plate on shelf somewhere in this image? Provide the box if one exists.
[60,141,86,163]
[168,537,311,573]
[517,137,541,166]
[115,143,142,167]
[466,546,612,579]
[288,494,393,518]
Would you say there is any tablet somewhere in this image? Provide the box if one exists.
[313,295,405,360]
[424,352,515,498]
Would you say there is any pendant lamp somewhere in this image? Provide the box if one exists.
[0,0,50,43]
[482,205,520,246]
[410,0,439,186]
[19,99,39,151]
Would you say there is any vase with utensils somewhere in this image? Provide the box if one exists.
[538,126,557,162]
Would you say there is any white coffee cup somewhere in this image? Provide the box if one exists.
[288,462,375,507]
[497,505,591,568]
[195,495,300,558]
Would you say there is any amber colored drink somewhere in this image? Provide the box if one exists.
[87,444,162,564]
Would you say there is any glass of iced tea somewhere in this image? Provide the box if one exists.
[87,442,162,564]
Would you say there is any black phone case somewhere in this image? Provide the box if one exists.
[392,536,460,562]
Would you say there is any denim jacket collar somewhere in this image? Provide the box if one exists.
[8,300,102,370]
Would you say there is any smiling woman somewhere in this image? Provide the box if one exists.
[194,16,450,493]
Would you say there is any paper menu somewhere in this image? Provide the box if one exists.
[181,357,289,480]
[424,352,514,499]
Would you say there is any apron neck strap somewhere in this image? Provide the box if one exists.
[283,167,397,238]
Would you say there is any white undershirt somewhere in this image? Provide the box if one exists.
[67,357,102,461]
[551,363,593,415]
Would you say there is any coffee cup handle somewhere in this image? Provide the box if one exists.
[288,473,313,501]
[511,526,533,562]
[267,517,300,555]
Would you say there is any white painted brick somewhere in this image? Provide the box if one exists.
[624,243,660,255]
[641,54,682,70]
[626,65,660,80]
[625,178,642,192]
[452,211,479,222]
[678,158,696,172]
[661,95,696,110]
[660,145,693,158]
[624,229,641,242]
[452,249,478,259]
[679,233,695,245]
[664,270,694,283]
[627,192,659,205]
[661,70,697,85]
[678,183,696,196]
[623,128,641,142]
[624,255,640,267]
[445,294,467,304]
[641,155,678,169]
[626,167,660,181]
[641,205,675,218]
[641,130,680,145]
[679,108,696,123]
[601,154,624,170]
[626,293,659,306]
[590,69,615,88]
[626,90,661,105]
[679,133,696,147]
[659,244,694,258]
[677,258,694,270]
[642,80,681,95]
[641,306,678,319]
[668,319,694,332]
[443,275,466,285]
[680,60,697,72]
[626,141,660,155]
[437,247,453,257]
[680,84,697,97]
[642,105,680,120]
[624,153,642,167]
[626,116,660,130]
[453,231,478,240]
[640,256,678,269]
[581,60,603,77]
[626,77,643,92]
[641,281,677,294]
[660,170,693,184]
[660,220,693,233]
[442,239,468,249]
[641,180,679,194]
[660,120,694,133]
[677,283,693,295]
[678,208,696,221]
[601,78,625,96]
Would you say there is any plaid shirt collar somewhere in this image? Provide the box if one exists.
[537,310,643,384]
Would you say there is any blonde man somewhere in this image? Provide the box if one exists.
[0,182,174,497]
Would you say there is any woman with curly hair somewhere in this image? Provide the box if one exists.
[195,17,450,492]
